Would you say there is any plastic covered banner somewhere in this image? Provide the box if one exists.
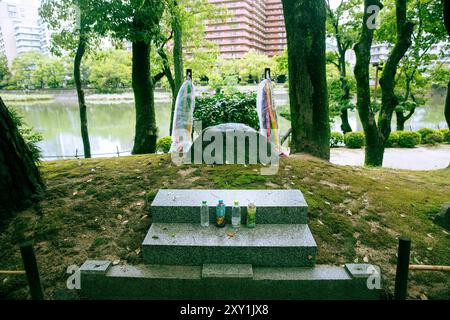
[170,77,196,154]
[257,76,281,152]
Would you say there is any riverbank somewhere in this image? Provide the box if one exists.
[0,155,449,300]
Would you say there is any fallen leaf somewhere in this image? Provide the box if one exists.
[72,191,78,196]
[317,220,324,226]
[152,236,160,240]
[112,260,120,266]
[117,215,123,220]
[227,232,236,238]
[420,294,428,300]
[427,233,434,239]
[363,256,369,263]
[122,220,129,225]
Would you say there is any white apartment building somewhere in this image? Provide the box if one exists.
[0,0,50,64]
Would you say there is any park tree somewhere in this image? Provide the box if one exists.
[282,0,330,160]
[10,51,47,89]
[89,49,132,92]
[0,54,9,87]
[40,0,100,158]
[443,0,450,128]
[377,0,446,131]
[326,0,362,134]
[238,50,276,84]
[95,0,165,154]
[157,0,225,134]
[354,0,414,167]
[0,96,44,221]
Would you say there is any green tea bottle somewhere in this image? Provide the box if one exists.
[247,201,256,228]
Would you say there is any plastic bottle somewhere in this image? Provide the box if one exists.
[216,200,226,228]
[201,201,209,227]
[232,200,241,228]
[247,201,256,228]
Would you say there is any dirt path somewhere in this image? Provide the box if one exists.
[331,145,450,170]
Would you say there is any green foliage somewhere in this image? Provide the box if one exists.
[7,108,43,162]
[238,50,275,83]
[156,136,172,153]
[89,50,132,93]
[330,132,344,148]
[0,53,10,87]
[386,131,400,148]
[417,128,435,140]
[10,51,70,89]
[194,92,259,130]
[442,130,450,143]
[397,131,421,148]
[274,49,288,76]
[430,65,450,89]
[344,132,365,149]
[421,131,444,145]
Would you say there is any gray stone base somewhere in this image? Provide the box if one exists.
[79,261,382,300]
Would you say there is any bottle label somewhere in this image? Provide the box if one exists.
[216,206,226,226]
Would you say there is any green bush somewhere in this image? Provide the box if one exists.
[8,108,42,162]
[344,132,365,149]
[397,131,421,148]
[386,131,400,148]
[194,92,259,130]
[330,132,344,148]
[422,131,444,145]
[443,130,450,143]
[417,128,435,141]
[156,136,172,153]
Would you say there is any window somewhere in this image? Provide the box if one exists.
[8,5,18,18]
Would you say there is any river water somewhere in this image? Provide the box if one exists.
[6,88,449,164]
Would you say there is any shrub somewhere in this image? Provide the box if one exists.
[330,132,344,148]
[344,132,365,149]
[8,108,42,162]
[194,92,259,130]
[422,131,444,145]
[397,131,421,148]
[156,136,172,153]
[386,131,400,148]
[443,130,450,144]
[417,128,435,141]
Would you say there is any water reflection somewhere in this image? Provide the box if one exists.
[9,90,447,160]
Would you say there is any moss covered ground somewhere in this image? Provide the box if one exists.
[0,154,449,300]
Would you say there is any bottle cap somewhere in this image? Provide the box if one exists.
[219,200,224,204]
[202,201,207,205]
[234,200,239,205]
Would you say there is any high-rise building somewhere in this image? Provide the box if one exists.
[205,0,286,59]
[0,0,49,64]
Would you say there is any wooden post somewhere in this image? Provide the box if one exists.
[186,69,192,80]
[20,241,44,300]
[394,236,411,300]
[265,68,271,80]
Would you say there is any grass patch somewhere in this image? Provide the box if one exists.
[0,154,449,299]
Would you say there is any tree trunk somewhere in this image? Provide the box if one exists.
[396,111,406,131]
[131,41,158,155]
[354,0,385,167]
[379,0,414,141]
[340,108,353,134]
[444,0,450,128]
[74,28,91,159]
[170,6,184,135]
[282,0,330,160]
[0,97,44,220]
[339,53,353,134]
[446,80,450,128]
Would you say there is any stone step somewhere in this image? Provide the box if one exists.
[80,261,382,300]
[142,223,317,267]
[151,189,309,224]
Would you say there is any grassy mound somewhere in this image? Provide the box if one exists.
[0,155,449,300]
